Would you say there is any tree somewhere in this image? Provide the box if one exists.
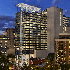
[0,52,9,70]
[7,53,15,58]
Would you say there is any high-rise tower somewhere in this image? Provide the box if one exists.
[15,3,47,66]
[47,6,63,55]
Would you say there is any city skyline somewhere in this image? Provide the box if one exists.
[0,2,70,67]
[0,0,70,34]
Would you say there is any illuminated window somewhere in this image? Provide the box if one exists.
[65,27,66,31]
[17,48,19,50]
[14,33,15,35]
[5,41,7,42]
[5,47,6,48]
[2,52,4,53]
[60,12,61,14]
[61,58,63,60]
[60,12,61,26]
[64,58,65,60]
[69,41,70,43]
[3,38,5,39]
[69,46,70,48]
[69,56,70,59]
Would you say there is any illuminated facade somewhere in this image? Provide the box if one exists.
[15,5,64,66]
[55,33,70,65]
[0,35,10,55]
[3,28,15,48]
[2,28,15,55]
[63,15,70,33]
[15,10,47,65]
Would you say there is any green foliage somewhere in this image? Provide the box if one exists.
[0,52,9,70]
[60,64,70,70]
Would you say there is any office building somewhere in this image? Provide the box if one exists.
[15,4,48,65]
[0,35,10,55]
[2,28,15,55]
[15,11,47,59]
[3,28,15,48]
[47,6,63,55]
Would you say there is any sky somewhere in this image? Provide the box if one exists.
[0,0,70,35]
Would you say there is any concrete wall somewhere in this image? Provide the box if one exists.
[35,50,47,58]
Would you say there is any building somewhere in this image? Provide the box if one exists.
[3,28,15,48]
[15,10,48,65]
[55,33,70,65]
[15,3,65,66]
[63,15,70,33]
[2,28,15,55]
[0,35,10,55]
[47,6,63,55]
[15,3,49,66]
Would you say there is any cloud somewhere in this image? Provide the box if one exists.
[31,4,43,11]
[0,15,15,21]
[3,22,15,29]
[0,31,5,35]
[52,0,61,6]
[63,10,70,17]
[0,15,15,32]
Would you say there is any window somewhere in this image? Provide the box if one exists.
[5,41,7,42]
[69,56,70,59]
[69,46,70,48]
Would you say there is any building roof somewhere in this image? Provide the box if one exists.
[59,33,70,35]
[0,35,7,38]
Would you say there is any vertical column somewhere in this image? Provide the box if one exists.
[20,10,23,66]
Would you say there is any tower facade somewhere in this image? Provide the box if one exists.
[63,15,70,33]
[15,11,47,65]
[3,28,15,48]
[47,7,63,55]
[3,28,15,55]
[55,33,70,65]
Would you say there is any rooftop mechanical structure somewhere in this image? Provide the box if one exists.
[16,3,41,12]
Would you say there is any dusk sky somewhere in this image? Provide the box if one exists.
[0,0,70,35]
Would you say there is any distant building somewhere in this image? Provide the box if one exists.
[63,15,70,33]
[55,33,70,65]
[3,28,15,48]
[0,28,15,55]
[0,35,10,55]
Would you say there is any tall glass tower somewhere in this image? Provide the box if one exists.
[15,3,47,66]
